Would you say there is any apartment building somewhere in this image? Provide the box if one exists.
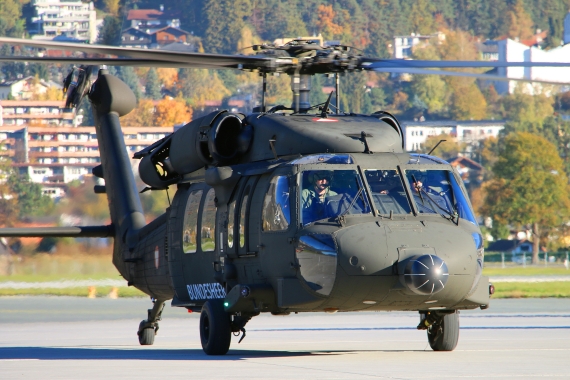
[1,124,173,198]
[401,120,505,152]
[0,100,81,127]
[30,0,98,43]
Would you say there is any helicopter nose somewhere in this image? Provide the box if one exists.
[403,255,449,295]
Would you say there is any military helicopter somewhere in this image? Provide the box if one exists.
[0,36,567,355]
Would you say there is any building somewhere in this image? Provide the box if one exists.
[448,156,484,186]
[392,32,444,59]
[30,0,98,44]
[493,37,570,95]
[0,77,63,101]
[0,100,80,127]
[121,26,194,49]
[126,8,181,32]
[401,120,505,152]
[1,124,173,198]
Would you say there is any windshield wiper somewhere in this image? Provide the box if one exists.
[419,187,458,223]
[336,187,364,223]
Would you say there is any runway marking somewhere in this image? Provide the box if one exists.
[251,326,570,332]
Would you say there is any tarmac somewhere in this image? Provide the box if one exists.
[1,297,569,379]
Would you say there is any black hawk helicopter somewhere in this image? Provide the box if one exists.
[0,36,568,355]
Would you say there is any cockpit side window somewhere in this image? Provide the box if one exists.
[364,170,412,215]
[262,175,291,231]
[405,169,477,224]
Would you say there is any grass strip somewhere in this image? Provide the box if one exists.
[491,281,570,298]
[0,286,145,297]
[484,266,570,276]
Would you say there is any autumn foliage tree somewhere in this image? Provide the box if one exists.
[483,133,570,263]
[154,98,192,127]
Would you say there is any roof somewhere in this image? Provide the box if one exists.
[520,30,548,47]
[487,239,532,252]
[0,100,65,106]
[127,9,163,21]
[448,156,484,171]
[127,9,181,21]
[401,120,506,128]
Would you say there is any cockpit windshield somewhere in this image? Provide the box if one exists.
[301,169,371,225]
[405,169,477,224]
[364,170,412,214]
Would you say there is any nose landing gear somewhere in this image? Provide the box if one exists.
[418,310,460,351]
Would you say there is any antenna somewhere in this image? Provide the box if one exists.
[261,72,267,112]
[335,73,340,111]
[320,91,334,118]
[428,139,447,156]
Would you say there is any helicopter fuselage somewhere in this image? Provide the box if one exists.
[120,151,488,315]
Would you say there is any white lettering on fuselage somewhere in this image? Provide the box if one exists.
[187,283,226,300]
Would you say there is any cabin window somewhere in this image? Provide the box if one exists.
[201,188,216,252]
[364,170,412,215]
[182,190,202,253]
[239,189,249,248]
[228,200,236,248]
[405,169,477,225]
[262,176,290,231]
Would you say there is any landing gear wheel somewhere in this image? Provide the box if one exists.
[199,300,231,355]
[138,320,156,346]
[427,312,459,351]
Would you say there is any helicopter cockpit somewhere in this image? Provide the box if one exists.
[289,153,477,226]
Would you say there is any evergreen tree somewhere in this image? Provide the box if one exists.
[97,16,122,46]
[115,66,142,101]
[145,68,162,100]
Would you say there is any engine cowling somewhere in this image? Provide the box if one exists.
[137,110,253,189]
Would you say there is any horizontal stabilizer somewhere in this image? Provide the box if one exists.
[0,225,114,238]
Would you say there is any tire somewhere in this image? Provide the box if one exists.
[138,320,155,346]
[427,312,459,351]
[200,300,232,355]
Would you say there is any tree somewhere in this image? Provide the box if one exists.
[411,42,447,114]
[506,0,534,41]
[115,66,142,101]
[120,99,156,127]
[0,0,29,37]
[0,157,19,227]
[154,98,192,127]
[178,69,231,106]
[315,4,344,40]
[7,172,54,219]
[104,0,120,15]
[145,68,162,100]
[409,0,436,35]
[421,133,465,159]
[97,16,122,46]
[483,132,570,263]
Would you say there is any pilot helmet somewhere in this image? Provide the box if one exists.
[309,170,334,186]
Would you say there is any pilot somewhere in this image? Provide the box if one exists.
[301,170,337,222]
[368,170,397,195]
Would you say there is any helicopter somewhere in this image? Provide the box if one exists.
[0,36,568,355]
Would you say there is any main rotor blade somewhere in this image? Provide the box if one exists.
[0,37,272,69]
[362,59,570,69]
[0,56,215,68]
[374,67,570,85]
